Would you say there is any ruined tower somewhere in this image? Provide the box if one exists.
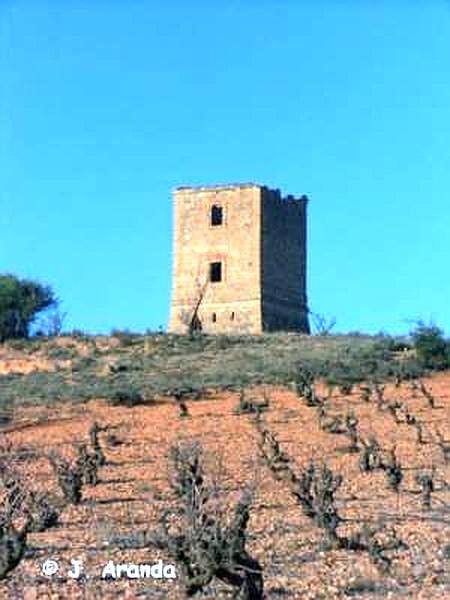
[168,183,310,334]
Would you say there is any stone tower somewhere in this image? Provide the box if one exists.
[168,183,310,334]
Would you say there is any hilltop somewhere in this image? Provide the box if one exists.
[0,331,419,411]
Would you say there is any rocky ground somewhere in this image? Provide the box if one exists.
[1,361,449,599]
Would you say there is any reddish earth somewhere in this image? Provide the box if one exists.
[1,374,449,599]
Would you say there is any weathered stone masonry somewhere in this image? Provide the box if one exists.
[169,183,310,334]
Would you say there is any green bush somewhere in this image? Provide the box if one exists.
[411,322,449,370]
[109,385,145,407]
[0,274,57,342]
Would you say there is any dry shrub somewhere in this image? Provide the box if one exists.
[153,441,264,599]
[256,422,404,574]
[48,452,83,505]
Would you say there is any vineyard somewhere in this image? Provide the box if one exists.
[0,334,449,599]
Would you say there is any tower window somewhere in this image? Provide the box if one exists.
[212,313,217,322]
[209,261,222,282]
[211,205,223,226]
[230,312,235,320]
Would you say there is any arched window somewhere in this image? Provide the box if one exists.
[212,313,217,322]
[230,312,235,321]
[211,205,223,226]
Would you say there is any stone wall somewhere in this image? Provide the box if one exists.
[261,188,309,332]
[169,184,262,334]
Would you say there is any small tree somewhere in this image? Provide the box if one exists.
[0,274,58,342]
[309,311,336,336]
[180,279,208,337]
[35,307,67,337]
[411,321,449,370]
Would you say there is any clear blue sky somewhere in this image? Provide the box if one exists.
[1,1,449,335]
